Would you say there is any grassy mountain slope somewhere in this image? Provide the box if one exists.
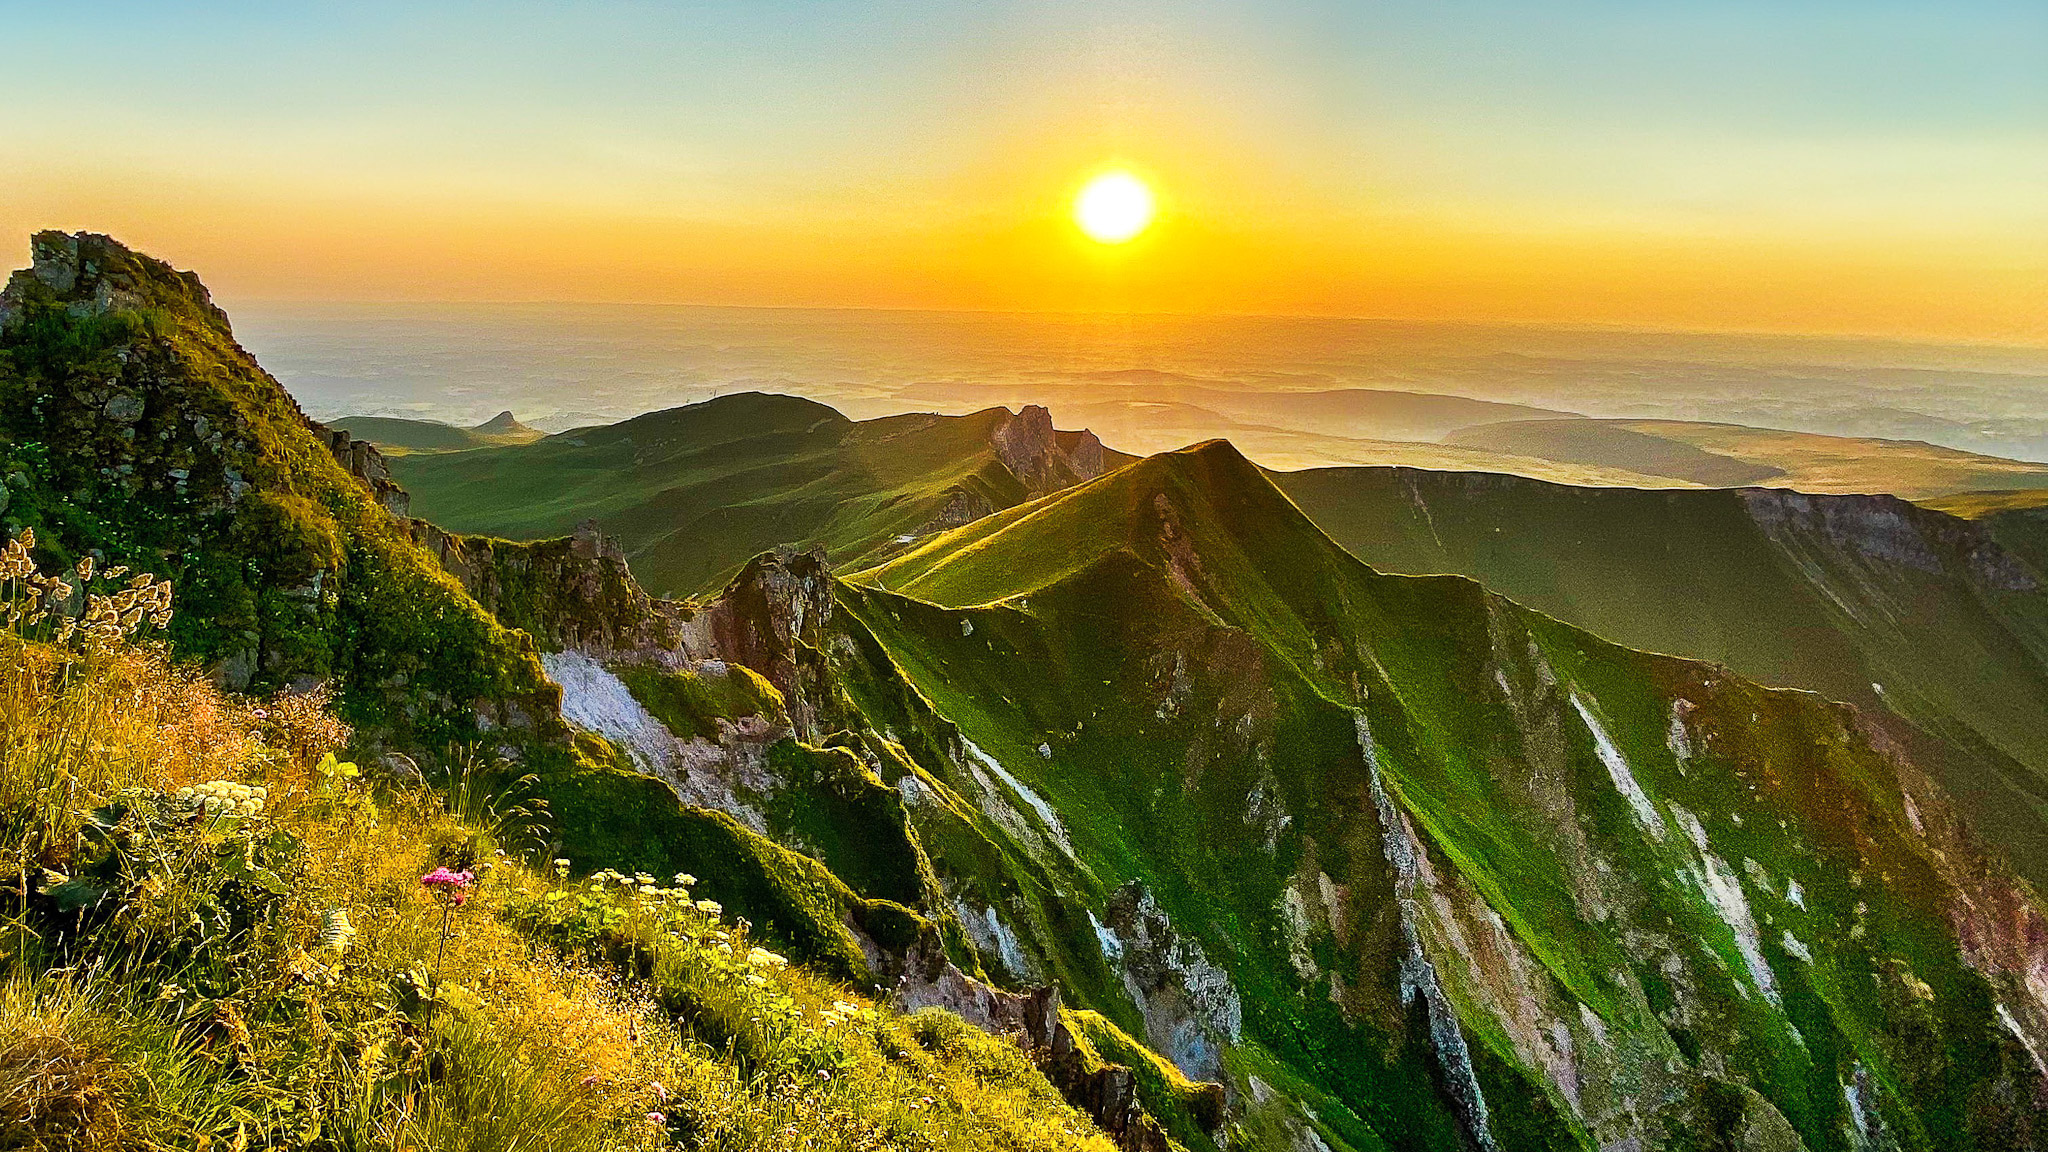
[331,410,544,454]
[0,232,556,742]
[838,442,2048,1150]
[0,616,1120,1152]
[1451,418,2048,499]
[393,395,1128,597]
[1274,465,2048,889]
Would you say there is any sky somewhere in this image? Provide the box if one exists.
[1,1,2043,341]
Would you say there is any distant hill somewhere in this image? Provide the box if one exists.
[391,393,1128,597]
[1449,417,2048,499]
[330,409,544,454]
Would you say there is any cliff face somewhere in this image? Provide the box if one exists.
[404,518,691,656]
[992,404,1110,496]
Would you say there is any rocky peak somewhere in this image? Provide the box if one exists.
[683,546,838,740]
[475,410,530,435]
[0,231,230,337]
[991,405,1108,496]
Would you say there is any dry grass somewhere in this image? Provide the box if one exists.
[0,547,1117,1152]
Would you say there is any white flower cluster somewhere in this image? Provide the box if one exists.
[175,780,267,818]
[819,998,868,1027]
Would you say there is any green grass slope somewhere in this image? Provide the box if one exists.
[1274,465,2048,889]
[393,394,1128,597]
[838,441,2048,1150]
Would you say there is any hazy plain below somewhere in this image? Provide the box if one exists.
[235,301,2048,470]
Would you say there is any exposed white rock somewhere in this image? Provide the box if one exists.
[1665,699,1695,764]
[1089,910,1123,963]
[541,650,772,828]
[1099,883,1243,1083]
[1781,931,1813,964]
[953,897,1036,982]
[960,734,1075,859]
[1356,712,1500,1151]
[1689,852,1778,1005]
[1279,885,1319,979]
[1572,694,1665,837]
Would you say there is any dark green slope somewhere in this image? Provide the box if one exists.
[393,393,1126,597]
[1273,465,2048,887]
[834,442,2048,1151]
[0,232,556,741]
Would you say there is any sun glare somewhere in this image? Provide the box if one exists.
[1074,171,1155,244]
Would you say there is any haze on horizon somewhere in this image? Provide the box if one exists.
[2,1,2043,344]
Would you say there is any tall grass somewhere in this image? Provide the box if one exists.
[0,540,1118,1152]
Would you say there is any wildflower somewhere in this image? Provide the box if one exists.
[747,946,788,969]
[673,872,696,887]
[420,867,474,1035]
[651,1081,670,1104]
[579,1073,601,1089]
[420,866,475,907]
[646,1112,666,1126]
[695,899,722,917]
[175,780,266,818]
[817,1069,831,1081]
[553,858,572,879]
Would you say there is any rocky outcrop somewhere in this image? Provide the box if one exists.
[1743,487,2039,591]
[992,405,1109,496]
[681,546,837,740]
[316,426,410,517]
[893,942,1222,1152]
[0,231,229,335]
[405,518,691,655]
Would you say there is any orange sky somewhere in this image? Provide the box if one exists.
[3,3,2043,343]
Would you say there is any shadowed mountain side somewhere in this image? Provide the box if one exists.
[392,393,1128,598]
[1274,464,2048,889]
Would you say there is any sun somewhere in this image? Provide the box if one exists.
[1074,171,1155,244]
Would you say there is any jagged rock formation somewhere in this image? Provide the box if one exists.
[405,518,690,655]
[318,425,411,516]
[678,546,837,740]
[992,403,1110,496]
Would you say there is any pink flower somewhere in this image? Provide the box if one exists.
[646,1112,667,1125]
[421,867,475,907]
